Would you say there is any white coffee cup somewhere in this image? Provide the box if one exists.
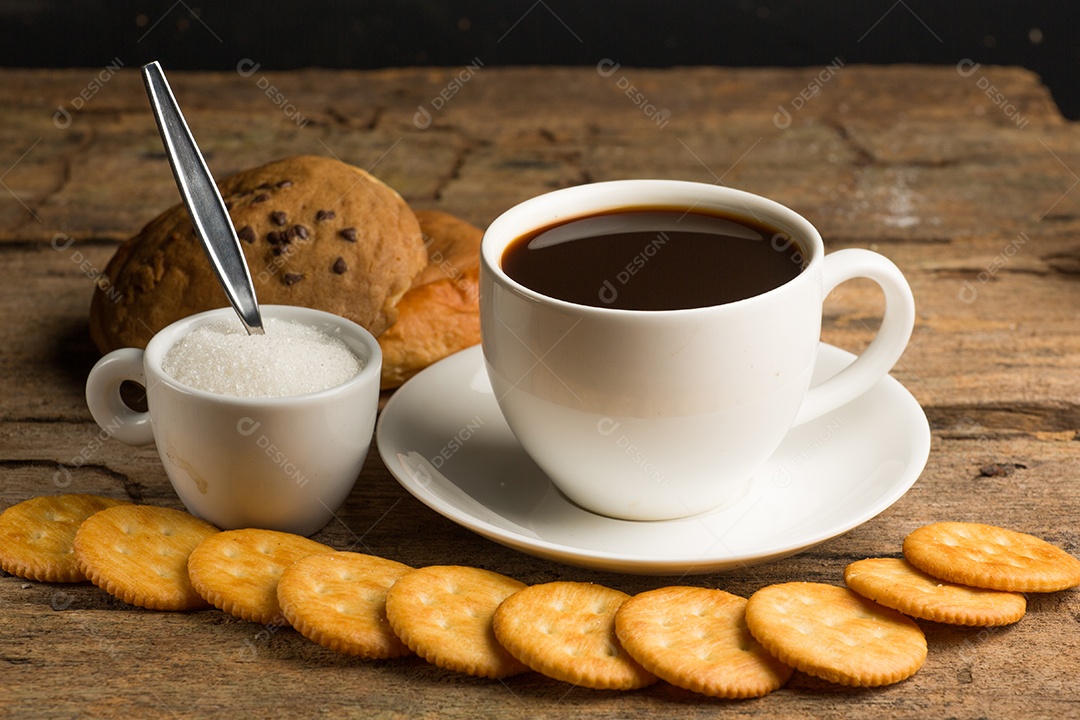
[85,305,382,536]
[480,180,915,521]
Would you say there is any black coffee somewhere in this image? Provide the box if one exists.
[500,208,807,311]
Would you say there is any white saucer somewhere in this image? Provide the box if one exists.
[376,344,930,575]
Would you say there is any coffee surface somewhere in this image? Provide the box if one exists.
[500,209,806,311]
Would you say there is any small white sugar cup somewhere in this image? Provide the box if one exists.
[85,305,382,535]
[481,180,915,521]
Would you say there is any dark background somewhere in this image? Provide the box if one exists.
[3,1,1079,118]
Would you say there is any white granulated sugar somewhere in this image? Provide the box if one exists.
[162,318,363,398]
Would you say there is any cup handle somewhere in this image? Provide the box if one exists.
[792,248,916,427]
[85,348,156,446]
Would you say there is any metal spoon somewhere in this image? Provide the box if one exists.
[141,61,264,335]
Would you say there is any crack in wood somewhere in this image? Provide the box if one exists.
[0,459,143,501]
[829,120,876,167]
[925,402,1080,433]
[0,657,32,665]
[432,136,480,201]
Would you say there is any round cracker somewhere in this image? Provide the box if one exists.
[278,551,413,659]
[845,557,1026,626]
[745,582,926,687]
[614,586,793,698]
[903,522,1080,593]
[0,494,129,582]
[492,581,657,690]
[385,565,528,679]
[73,505,219,611]
[187,529,334,625]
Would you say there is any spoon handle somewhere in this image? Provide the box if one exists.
[141,61,264,335]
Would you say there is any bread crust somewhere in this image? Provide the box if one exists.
[378,210,482,389]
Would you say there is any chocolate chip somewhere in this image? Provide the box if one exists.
[237,226,256,243]
[257,183,273,190]
[253,193,270,203]
[270,210,288,226]
[291,224,309,240]
[332,257,348,274]
[266,230,289,245]
[339,227,357,242]
[283,273,303,286]
[276,180,293,188]
[315,209,336,222]
[224,201,233,211]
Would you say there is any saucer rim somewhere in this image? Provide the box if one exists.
[376,344,931,574]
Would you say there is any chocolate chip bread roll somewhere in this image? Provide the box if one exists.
[90,155,427,352]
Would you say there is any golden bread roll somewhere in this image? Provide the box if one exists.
[379,210,482,389]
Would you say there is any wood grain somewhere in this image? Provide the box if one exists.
[3,66,1080,719]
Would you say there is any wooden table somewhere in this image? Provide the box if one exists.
[3,65,1080,719]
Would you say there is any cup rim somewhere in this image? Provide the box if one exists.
[143,305,383,405]
[481,179,825,316]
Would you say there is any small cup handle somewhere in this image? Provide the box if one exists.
[85,348,156,446]
[792,248,916,426]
